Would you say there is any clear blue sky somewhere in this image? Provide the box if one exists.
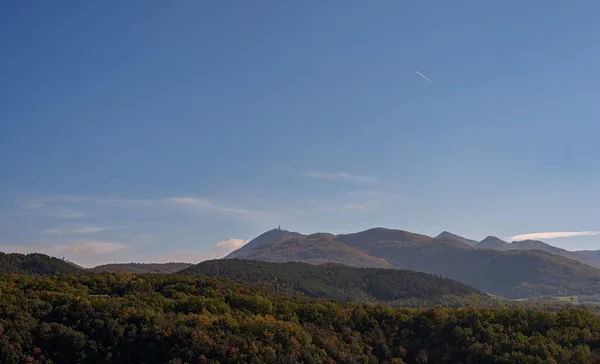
[2,1,600,266]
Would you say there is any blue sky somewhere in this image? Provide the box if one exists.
[2,1,600,266]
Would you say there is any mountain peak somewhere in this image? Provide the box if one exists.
[480,236,506,243]
[477,236,511,250]
[435,231,478,246]
[225,228,302,258]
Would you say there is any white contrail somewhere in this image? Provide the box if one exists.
[415,71,436,86]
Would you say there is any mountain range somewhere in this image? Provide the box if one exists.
[471,235,600,268]
[226,228,600,298]
[2,226,600,300]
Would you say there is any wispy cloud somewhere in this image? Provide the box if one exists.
[146,238,248,263]
[415,71,436,86]
[165,197,276,222]
[213,238,247,251]
[35,195,152,208]
[509,231,599,241]
[41,226,111,235]
[52,241,128,254]
[22,194,276,223]
[147,249,225,264]
[305,171,379,183]
[19,198,86,219]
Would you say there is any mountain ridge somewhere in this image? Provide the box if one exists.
[227,231,394,268]
[436,231,479,246]
[225,227,600,298]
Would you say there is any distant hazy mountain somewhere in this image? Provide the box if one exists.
[477,236,512,250]
[368,236,600,298]
[227,231,394,268]
[436,231,479,246]
[180,259,486,305]
[91,262,192,274]
[474,237,600,268]
[0,252,82,275]
[575,250,600,260]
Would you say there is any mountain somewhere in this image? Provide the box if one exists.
[510,241,600,268]
[225,228,302,259]
[335,227,432,266]
[228,227,600,298]
[436,231,479,246]
[477,236,512,250]
[475,237,600,268]
[91,262,192,274]
[576,250,600,260]
[355,236,600,298]
[0,252,82,275]
[227,232,394,268]
[512,239,577,255]
[180,259,487,306]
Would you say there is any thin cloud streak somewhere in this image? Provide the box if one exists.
[147,238,248,263]
[510,231,599,241]
[24,193,277,223]
[165,197,277,222]
[42,226,112,235]
[147,249,225,264]
[305,171,379,183]
[415,71,436,85]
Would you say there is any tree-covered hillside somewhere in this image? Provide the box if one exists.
[2,273,600,363]
[0,252,81,275]
[180,259,488,306]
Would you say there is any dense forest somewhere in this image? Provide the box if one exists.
[181,259,492,307]
[2,272,600,363]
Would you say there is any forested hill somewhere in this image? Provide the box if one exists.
[0,252,81,275]
[2,272,600,363]
[179,259,486,305]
